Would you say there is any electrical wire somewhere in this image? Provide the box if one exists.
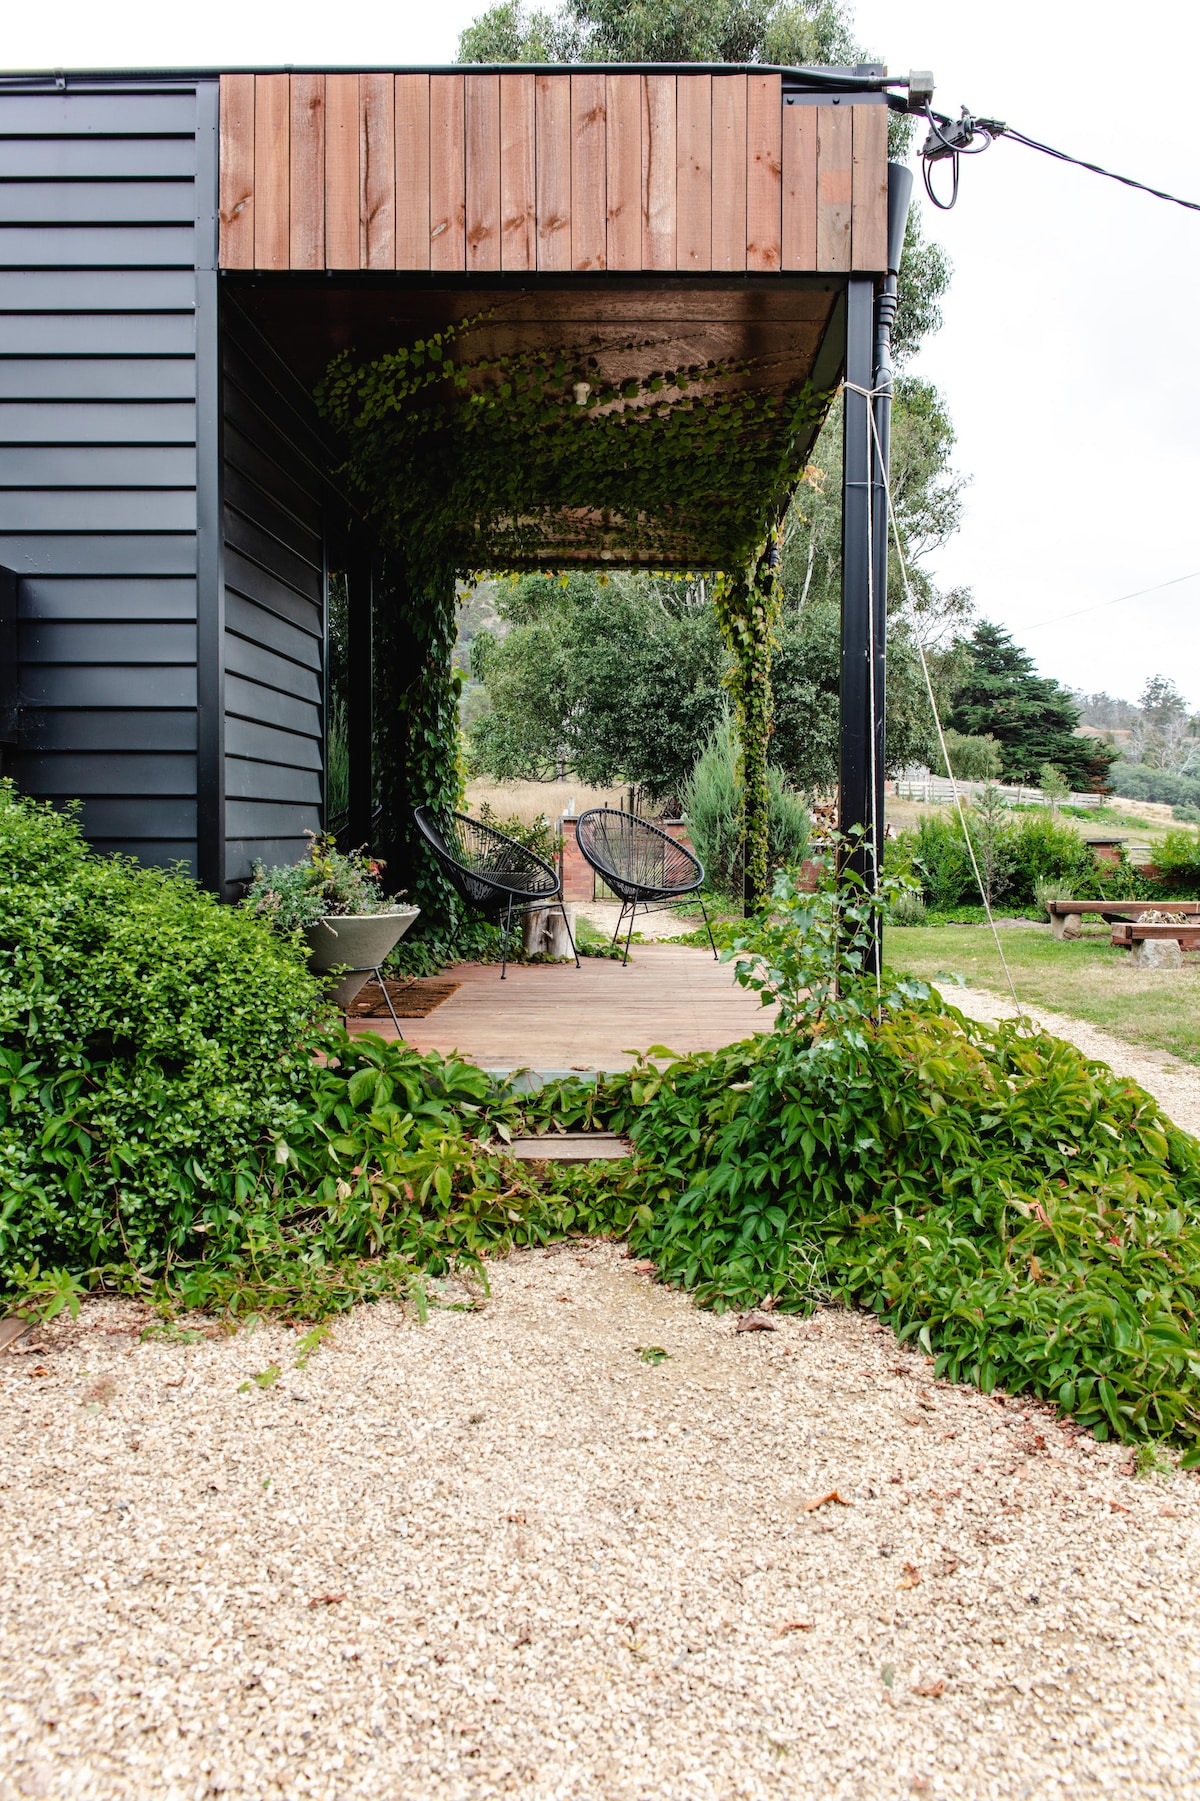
[1002,127,1200,214]
[919,106,1200,215]
[1022,569,1200,634]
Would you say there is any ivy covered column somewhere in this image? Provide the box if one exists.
[716,526,783,912]
[371,550,463,930]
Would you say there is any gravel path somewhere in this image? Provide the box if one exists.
[935,983,1200,1138]
[4,1247,1200,1801]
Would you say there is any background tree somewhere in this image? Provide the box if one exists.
[947,623,1117,791]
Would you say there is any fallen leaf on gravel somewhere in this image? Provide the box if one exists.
[911,1678,945,1697]
[803,1490,852,1512]
[629,1260,656,1274]
[308,1593,346,1607]
[1107,1500,1133,1514]
[897,1563,921,1589]
[775,1620,815,1635]
[735,1312,776,1333]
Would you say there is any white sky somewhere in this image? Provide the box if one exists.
[6,0,1199,707]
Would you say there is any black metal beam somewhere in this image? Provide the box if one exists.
[839,276,877,882]
[346,546,374,852]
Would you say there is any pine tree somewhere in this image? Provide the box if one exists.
[947,622,1116,791]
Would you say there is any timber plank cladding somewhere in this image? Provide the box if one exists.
[218,73,888,276]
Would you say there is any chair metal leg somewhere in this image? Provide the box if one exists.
[699,897,719,961]
[501,896,514,978]
[556,898,581,968]
[623,900,638,967]
[610,901,627,950]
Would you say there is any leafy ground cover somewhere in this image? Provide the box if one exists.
[888,924,1200,1065]
[7,785,1200,1458]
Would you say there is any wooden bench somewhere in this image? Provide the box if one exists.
[1047,899,1200,940]
[1110,921,1200,952]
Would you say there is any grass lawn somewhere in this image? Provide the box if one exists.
[887,923,1200,1065]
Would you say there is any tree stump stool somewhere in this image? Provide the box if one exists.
[522,902,576,959]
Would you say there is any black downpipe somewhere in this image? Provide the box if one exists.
[839,276,875,881]
[869,163,915,883]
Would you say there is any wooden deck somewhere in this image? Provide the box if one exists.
[349,942,774,1071]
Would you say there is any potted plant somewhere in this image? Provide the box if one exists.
[244,834,419,1007]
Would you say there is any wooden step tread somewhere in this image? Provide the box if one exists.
[501,1133,632,1162]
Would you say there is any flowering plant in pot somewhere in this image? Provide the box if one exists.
[245,834,420,1006]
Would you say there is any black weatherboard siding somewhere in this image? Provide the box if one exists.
[220,297,326,896]
[0,77,218,876]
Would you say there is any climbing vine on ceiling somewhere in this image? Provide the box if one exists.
[316,319,832,574]
[317,318,837,914]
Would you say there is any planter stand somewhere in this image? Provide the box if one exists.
[303,906,421,1036]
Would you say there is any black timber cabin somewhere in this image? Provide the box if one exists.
[0,66,908,899]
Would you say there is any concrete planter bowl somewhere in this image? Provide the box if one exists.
[303,907,421,1008]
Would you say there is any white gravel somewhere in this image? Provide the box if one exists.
[935,983,1200,1138]
[4,1245,1200,1800]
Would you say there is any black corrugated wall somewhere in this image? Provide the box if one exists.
[220,297,326,897]
[0,75,330,896]
[0,76,219,877]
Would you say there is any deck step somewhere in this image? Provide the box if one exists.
[502,1133,632,1163]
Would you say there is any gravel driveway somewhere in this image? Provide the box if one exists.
[4,1244,1200,1801]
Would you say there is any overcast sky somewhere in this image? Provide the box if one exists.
[7,0,1198,707]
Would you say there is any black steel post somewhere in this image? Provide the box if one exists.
[193,79,225,896]
[346,545,374,852]
[839,276,876,879]
[869,164,915,879]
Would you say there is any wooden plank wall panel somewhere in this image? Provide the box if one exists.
[781,100,817,270]
[535,75,571,272]
[394,74,429,270]
[641,74,676,270]
[289,74,325,269]
[710,74,746,272]
[218,73,255,267]
[746,72,781,271]
[465,74,501,272]
[360,73,395,269]
[605,73,640,271]
[570,73,606,272]
[816,103,853,271]
[217,70,889,275]
[676,74,711,271]
[499,73,535,271]
[324,74,360,269]
[851,104,888,272]
[252,76,289,269]
[429,75,465,270]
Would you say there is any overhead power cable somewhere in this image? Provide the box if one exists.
[918,106,1200,214]
[1022,570,1200,634]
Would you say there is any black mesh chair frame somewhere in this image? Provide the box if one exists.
[413,806,580,979]
[575,808,717,966]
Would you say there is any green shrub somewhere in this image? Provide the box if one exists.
[1151,828,1200,896]
[683,717,810,898]
[0,785,326,1282]
[935,728,1002,782]
[892,807,1100,910]
[1111,761,1200,809]
[684,718,743,895]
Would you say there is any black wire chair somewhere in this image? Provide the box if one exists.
[575,808,717,966]
[413,806,580,979]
